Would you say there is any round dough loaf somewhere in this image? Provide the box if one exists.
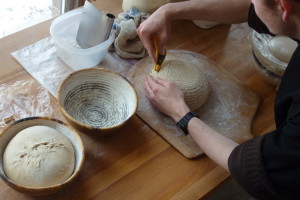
[268,35,298,63]
[3,126,75,187]
[151,59,209,110]
[122,0,170,13]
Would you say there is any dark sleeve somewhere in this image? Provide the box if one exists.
[228,37,300,199]
[228,98,300,199]
[228,136,279,200]
[262,109,300,198]
[248,3,273,35]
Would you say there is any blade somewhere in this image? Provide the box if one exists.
[76,1,115,49]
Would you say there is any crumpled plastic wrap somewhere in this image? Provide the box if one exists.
[11,37,135,99]
[250,30,287,86]
[12,37,74,98]
[0,80,53,130]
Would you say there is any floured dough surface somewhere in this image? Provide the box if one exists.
[151,59,209,110]
[268,35,298,63]
[3,126,75,187]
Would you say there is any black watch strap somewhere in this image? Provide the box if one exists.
[176,111,199,135]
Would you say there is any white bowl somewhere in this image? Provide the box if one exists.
[0,117,84,196]
[50,8,115,70]
[58,68,138,135]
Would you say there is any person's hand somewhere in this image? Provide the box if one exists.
[137,5,171,62]
[144,75,190,122]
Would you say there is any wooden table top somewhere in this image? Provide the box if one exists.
[0,0,276,199]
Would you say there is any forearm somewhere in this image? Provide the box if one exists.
[188,117,238,171]
[144,75,238,171]
[170,102,238,171]
[163,0,251,24]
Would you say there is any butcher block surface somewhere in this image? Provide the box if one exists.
[0,0,278,198]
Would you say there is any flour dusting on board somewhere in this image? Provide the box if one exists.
[126,50,260,158]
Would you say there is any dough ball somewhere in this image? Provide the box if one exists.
[3,126,75,187]
[268,35,298,63]
[122,0,170,13]
[151,59,209,110]
[192,20,219,29]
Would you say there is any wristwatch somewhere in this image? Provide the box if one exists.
[176,111,199,135]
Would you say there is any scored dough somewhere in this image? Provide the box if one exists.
[3,126,75,187]
[151,59,209,111]
[268,35,298,63]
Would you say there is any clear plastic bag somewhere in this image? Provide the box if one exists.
[0,80,53,130]
[11,37,135,98]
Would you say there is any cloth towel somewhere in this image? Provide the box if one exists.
[112,8,150,59]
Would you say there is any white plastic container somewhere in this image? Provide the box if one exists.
[50,9,115,70]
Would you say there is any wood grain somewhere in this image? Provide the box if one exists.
[0,0,276,199]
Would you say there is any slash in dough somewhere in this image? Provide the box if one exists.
[3,125,75,187]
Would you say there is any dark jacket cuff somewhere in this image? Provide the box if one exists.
[228,136,279,199]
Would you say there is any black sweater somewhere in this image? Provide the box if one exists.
[228,4,300,200]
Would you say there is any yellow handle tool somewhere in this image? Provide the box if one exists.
[153,37,167,72]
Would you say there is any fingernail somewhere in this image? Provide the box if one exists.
[159,49,165,55]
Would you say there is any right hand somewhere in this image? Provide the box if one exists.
[144,75,190,122]
[137,5,171,62]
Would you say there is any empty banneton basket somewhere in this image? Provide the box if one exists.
[58,68,138,135]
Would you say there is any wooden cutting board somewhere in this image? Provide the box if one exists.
[126,50,260,158]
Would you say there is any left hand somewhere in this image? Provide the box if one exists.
[144,75,190,122]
